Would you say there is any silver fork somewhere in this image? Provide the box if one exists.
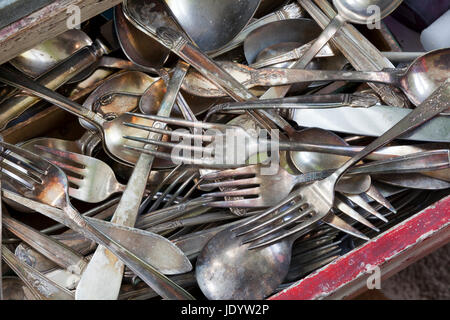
[200,150,449,229]
[232,80,450,249]
[122,113,414,168]
[32,145,126,203]
[0,141,194,299]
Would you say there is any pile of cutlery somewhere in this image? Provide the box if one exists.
[0,0,448,300]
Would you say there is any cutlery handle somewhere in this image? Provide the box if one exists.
[1,245,74,300]
[296,150,450,184]
[300,0,408,108]
[76,61,190,300]
[347,150,450,175]
[2,214,87,275]
[250,41,333,69]
[64,205,194,300]
[0,66,106,130]
[251,68,397,87]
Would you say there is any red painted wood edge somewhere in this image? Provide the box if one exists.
[270,195,450,300]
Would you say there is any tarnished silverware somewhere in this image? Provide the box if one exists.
[1,245,74,300]
[210,2,305,58]
[0,40,108,130]
[298,0,409,108]
[182,50,449,105]
[76,61,191,300]
[0,142,193,300]
[234,80,450,250]
[31,146,126,203]
[201,150,450,207]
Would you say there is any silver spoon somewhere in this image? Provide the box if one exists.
[181,49,450,106]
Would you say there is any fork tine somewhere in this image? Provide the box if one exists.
[364,185,396,214]
[345,194,388,222]
[149,170,191,212]
[231,192,301,232]
[123,145,236,169]
[335,198,379,232]
[123,136,214,154]
[1,166,35,191]
[138,165,184,215]
[200,177,260,189]
[241,207,314,244]
[1,161,42,186]
[34,145,89,166]
[248,214,322,250]
[202,165,259,180]
[67,175,84,187]
[237,199,308,237]
[123,123,216,142]
[322,213,370,241]
[45,159,86,176]
[204,187,260,198]
[0,142,49,173]
[163,172,199,208]
[125,113,229,130]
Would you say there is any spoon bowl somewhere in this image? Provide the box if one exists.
[244,18,323,65]
[399,47,450,106]
[114,4,171,69]
[196,226,290,300]
[163,0,261,53]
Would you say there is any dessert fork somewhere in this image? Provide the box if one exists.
[0,141,194,299]
[233,80,450,249]
[32,145,126,203]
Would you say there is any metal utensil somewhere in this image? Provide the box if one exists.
[0,142,194,300]
[210,2,304,58]
[20,131,101,158]
[9,29,93,78]
[234,80,450,250]
[163,0,261,53]
[32,146,126,203]
[0,66,164,166]
[76,61,190,300]
[287,0,402,88]
[291,105,450,143]
[1,245,74,300]
[114,4,171,69]
[195,214,358,299]
[0,40,108,130]
[298,0,407,107]
[182,49,450,103]
[202,150,449,207]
